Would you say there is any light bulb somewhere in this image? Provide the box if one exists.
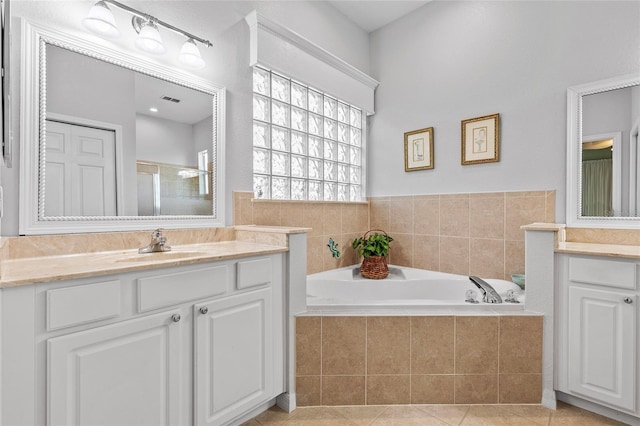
[135,20,165,54]
[82,1,120,38]
[178,39,206,69]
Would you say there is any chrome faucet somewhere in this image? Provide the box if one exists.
[139,229,171,253]
[469,276,502,303]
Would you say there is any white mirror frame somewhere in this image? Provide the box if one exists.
[566,72,640,228]
[18,19,226,235]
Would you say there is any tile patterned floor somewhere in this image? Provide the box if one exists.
[242,402,627,425]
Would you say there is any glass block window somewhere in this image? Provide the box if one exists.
[252,66,364,201]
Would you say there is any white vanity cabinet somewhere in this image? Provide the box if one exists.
[1,253,285,426]
[47,309,185,425]
[557,254,639,416]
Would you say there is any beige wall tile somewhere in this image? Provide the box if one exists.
[505,195,546,241]
[505,240,525,277]
[367,317,410,374]
[296,317,322,376]
[253,202,282,226]
[366,375,410,405]
[388,233,413,267]
[301,203,324,237]
[411,316,454,374]
[411,375,455,404]
[498,374,542,403]
[369,198,390,230]
[439,237,470,276]
[565,227,640,245]
[307,236,325,274]
[469,196,504,239]
[469,238,505,279]
[322,204,343,236]
[296,376,321,406]
[413,235,439,271]
[545,190,556,223]
[280,202,306,228]
[341,204,360,234]
[455,316,498,374]
[389,196,414,234]
[322,317,366,375]
[499,316,542,373]
[357,203,370,233]
[454,375,498,404]
[440,196,470,237]
[413,195,440,236]
[321,376,366,406]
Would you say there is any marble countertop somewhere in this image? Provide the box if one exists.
[0,241,288,288]
[556,241,640,259]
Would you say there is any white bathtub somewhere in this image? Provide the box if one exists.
[306,265,525,313]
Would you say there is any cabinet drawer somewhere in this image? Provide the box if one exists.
[47,280,121,331]
[138,265,228,312]
[237,258,272,290]
[569,256,637,290]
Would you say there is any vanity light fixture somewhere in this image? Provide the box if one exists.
[82,0,212,68]
[133,18,165,54]
[82,0,120,38]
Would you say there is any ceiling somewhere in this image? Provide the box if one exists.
[327,0,432,33]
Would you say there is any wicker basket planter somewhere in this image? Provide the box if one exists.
[360,255,389,279]
[352,229,393,280]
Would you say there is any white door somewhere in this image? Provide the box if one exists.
[45,120,117,216]
[194,288,273,425]
[47,310,183,426]
[568,286,636,411]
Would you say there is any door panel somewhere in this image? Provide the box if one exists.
[45,120,117,216]
[47,310,182,426]
[194,288,273,425]
[568,286,636,411]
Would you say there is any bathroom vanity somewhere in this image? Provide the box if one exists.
[524,225,640,424]
[556,250,638,416]
[0,227,307,426]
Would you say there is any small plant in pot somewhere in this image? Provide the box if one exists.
[352,230,394,279]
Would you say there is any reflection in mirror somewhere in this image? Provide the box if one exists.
[566,72,640,227]
[19,19,225,234]
[45,44,214,217]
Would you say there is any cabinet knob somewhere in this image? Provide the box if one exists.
[200,306,209,315]
[623,297,633,304]
[171,313,181,322]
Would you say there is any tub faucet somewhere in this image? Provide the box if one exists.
[469,276,502,303]
[139,229,171,253]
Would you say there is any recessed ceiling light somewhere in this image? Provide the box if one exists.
[149,107,158,113]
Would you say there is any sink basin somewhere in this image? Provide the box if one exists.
[116,251,209,263]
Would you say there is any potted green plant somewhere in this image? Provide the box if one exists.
[352,230,394,279]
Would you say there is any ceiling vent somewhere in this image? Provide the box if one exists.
[161,95,181,103]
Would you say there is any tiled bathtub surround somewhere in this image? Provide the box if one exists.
[295,315,543,406]
[234,190,555,279]
[370,191,555,280]
[234,192,369,274]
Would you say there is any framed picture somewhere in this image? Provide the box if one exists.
[461,113,500,165]
[404,127,434,171]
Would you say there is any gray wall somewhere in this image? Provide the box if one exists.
[368,0,640,222]
[136,114,196,167]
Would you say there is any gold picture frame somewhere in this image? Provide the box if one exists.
[404,127,434,171]
[461,113,500,165]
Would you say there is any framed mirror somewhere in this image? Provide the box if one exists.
[19,19,226,234]
[566,72,640,228]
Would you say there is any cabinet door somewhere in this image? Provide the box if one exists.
[568,286,636,411]
[194,288,273,425]
[47,310,183,426]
